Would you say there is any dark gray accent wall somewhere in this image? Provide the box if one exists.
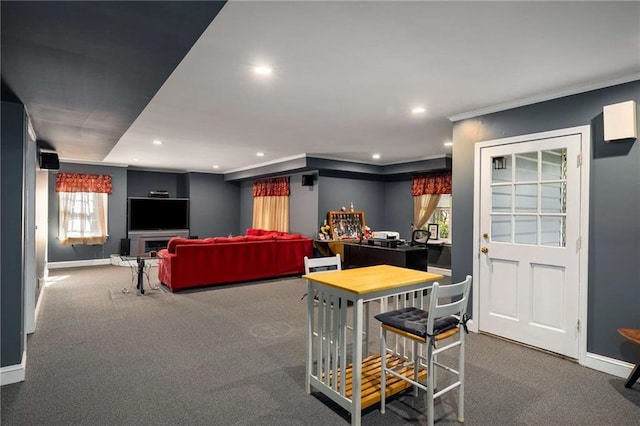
[1,101,26,367]
[238,172,320,237]
[318,175,386,232]
[384,179,414,240]
[187,172,240,238]
[289,172,319,237]
[127,170,185,198]
[239,180,253,234]
[452,80,640,362]
[48,163,127,262]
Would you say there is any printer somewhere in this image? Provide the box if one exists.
[371,231,400,240]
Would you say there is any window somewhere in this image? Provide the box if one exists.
[56,172,112,245]
[59,192,108,245]
[426,195,451,241]
[252,177,290,232]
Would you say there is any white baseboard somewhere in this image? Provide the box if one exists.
[584,352,637,382]
[1,351,26,386]
[47,258,112,269]
[428,266,451,277]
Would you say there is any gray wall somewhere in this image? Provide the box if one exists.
[48,163,127,262]
[384,179,414,239]
[127,170,186,198]
[452,80,640,362]
[239,172,321,237]
[49,166,244,261]
[187,172,240,238]
[1,101,26,367]
[289,172,320,237]
[239,180,253,234]
[318,175,386,232]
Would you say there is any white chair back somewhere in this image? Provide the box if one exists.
[426,275,472,336]
[304,254,341,274]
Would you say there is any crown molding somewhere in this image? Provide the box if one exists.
[448,72,640,122]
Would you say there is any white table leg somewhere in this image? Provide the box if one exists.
[351,298,363,426]
[306,280,313,394]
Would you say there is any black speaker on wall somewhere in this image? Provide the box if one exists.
[119,238,130,256]
[39,152,60,170]
[301,174,314,186]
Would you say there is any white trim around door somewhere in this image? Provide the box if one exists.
[472,125,590,366]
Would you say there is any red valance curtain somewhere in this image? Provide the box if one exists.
[56,173,113,194]
[252,177,290,197]
[411,172,452,196]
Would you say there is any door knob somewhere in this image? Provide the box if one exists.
[480,247,489,254]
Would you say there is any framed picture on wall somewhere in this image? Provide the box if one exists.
[428,223,439,240]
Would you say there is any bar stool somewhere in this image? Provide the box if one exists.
[303,255,369,349]
[376,275,472,426]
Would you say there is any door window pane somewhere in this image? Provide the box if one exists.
[541,216,566,247]
[515,152,538,182]
[514,215,537,245]
[541,183,566,213]
[491,215,511,243]
[491,185,512,212]
[491,155,512,183]
[515,184,538,213]
[541,148,566,181]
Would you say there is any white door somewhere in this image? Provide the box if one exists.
[477,132,584,358]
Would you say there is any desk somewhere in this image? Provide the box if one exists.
[303,265,443,425]
[342,242,429,271]
[313,239,354,258]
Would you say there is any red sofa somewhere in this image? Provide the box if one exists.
[157,229,313,291]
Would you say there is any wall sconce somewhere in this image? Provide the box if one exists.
[492,156,507,170]
[603,100,637,142]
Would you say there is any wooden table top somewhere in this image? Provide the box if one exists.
[618,328,640,345]
[303,264,443,295]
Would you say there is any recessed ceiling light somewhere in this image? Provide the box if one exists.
[133,158,140,162]
[372,153,381,160]
[256,152,265,157]
[411,107,426,114]
[253,66,273,75]
[153,140,163,145]
[444,141,453,147]
[212,165,220,169]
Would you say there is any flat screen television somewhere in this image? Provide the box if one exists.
[127,197,189,231]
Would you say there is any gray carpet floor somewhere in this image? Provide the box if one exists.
[1,265,638,425]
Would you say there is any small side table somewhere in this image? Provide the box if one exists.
[120,252,158,295]
[617,328,640,388]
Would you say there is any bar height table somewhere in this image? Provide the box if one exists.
[303,265,443,425]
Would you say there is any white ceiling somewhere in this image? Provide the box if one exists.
[102,1,640,173]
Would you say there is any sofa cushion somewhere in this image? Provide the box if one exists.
[213,236,247,243]
[246,234,274,241]
[275,233,303,240]
[167,237,209,254]
[245,229,264,236]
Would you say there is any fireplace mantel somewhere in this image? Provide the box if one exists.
[128,230,189,254]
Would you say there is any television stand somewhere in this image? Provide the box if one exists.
[128,230,189,254]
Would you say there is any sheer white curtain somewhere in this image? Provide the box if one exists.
[252,196,289,232]
[58,192,108,245]
[252,177,290,231]
[413,194,441,230]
